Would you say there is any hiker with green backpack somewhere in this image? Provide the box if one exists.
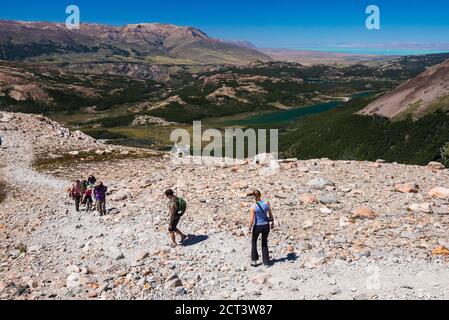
[165,189,188,248]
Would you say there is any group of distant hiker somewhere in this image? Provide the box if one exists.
[68,176,275,266]
[68,175,108,216]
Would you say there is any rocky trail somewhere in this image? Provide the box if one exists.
[1,111,449,300]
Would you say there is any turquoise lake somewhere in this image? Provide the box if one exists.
[229,101,342,127]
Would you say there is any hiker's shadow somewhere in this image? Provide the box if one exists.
[106,208,120,216]
[270,253,298,265]
[181,234,209,247]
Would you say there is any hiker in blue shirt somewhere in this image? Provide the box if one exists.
[248,190,275,267]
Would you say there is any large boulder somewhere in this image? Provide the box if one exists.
[351,207,376,220]
[71,130,96,142]
[427,162,446,171]
[318,193,338,205]
[304,251,327,269]
[0,113,14,123]
[110,189,131,201]
[395,183,419,194]
[429,187,449,199]
[408,203,432,213]
[107,247,124,260]
[432,246,449,256]
[300,194,318,205]
[66,273,81,290]
[165,274,183,289]
[307,178,335,190]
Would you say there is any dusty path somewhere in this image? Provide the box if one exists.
[1,129,67,191]
[1,111,449,300]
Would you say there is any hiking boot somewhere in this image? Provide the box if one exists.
[263,263,272,268]
[251,260,259,267]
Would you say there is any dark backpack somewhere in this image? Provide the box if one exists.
[176,197,187,216]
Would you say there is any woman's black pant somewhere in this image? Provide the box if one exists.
[74,195,81,212]
[251,224,270,265]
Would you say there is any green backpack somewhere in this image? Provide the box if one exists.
[176,197,187,216]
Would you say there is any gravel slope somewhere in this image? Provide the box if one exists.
[1,111,449,300]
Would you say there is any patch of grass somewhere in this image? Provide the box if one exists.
[146,55,197,65]
[33,149,160,171]
[393,100,422,121]
[81,129,128,140]
[106,138,158,149]
[104,125,192,147]
[87,114,136,128]
[426,94,449,115]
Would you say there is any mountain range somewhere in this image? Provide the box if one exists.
[0,20,270,64]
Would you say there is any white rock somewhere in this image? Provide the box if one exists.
[66,273,81,289]
[339,216,350,228]
[408,203,432,213]
[111,189,131,201]
[320,207,333,214]
[108,247,124,260]
[307,178,335,190]
[251,272,272,285]
[304,252,326,269]
[28,245,42,253]
[429,187,449,199]
[427,162,445,171]
[302,220,314,229]
[66,265,81,274]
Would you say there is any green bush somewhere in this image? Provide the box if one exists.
[96,115,136,128]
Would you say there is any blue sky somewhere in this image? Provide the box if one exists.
[1,0,449,49]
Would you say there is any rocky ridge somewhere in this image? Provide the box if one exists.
[359,58,449,119]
